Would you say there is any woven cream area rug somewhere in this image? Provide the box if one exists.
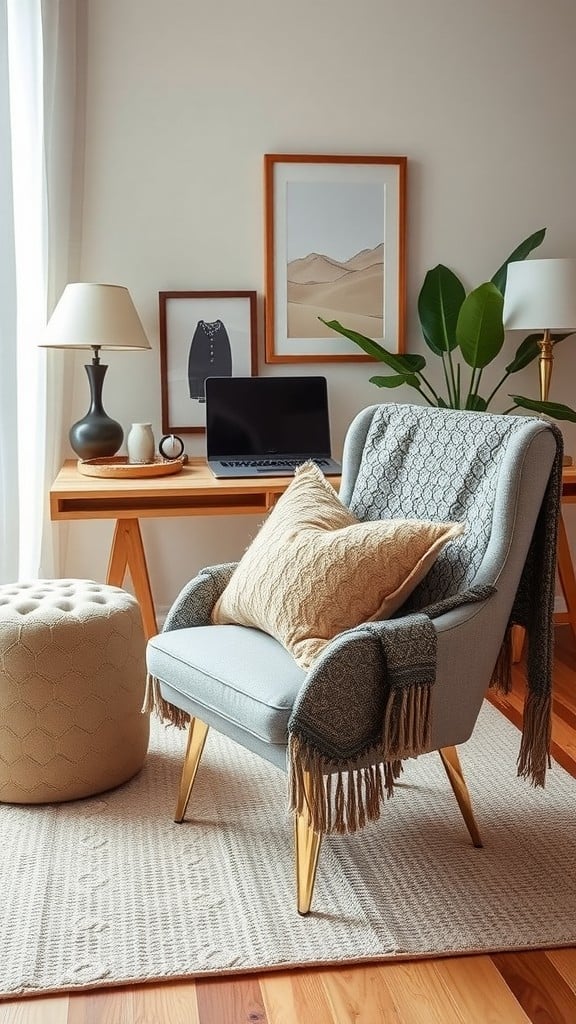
[1,701,575,1000]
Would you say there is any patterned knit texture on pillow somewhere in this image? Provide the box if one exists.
[211,461,464,669]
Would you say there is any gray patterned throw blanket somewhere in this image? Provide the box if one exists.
[287,406,563,834]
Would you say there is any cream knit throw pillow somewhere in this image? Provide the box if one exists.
[212,462,464,669]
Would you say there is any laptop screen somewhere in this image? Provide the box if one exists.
[205,376,332,458]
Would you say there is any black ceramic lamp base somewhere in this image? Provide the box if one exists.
[70,362,124,461]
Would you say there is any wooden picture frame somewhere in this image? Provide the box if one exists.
[159,290,258,433]
[264,154,407,363]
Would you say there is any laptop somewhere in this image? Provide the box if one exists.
[205,375,341,478]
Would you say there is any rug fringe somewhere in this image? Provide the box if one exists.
[142,673,190,729]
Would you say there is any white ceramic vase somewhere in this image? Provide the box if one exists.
[127,423,155,464]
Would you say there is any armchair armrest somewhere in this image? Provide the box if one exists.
[289,585,496,763]
[163,562,238,632]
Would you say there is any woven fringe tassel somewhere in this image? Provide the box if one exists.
[355,770,366,830]
[288,735,406,835]
[346,770,357,829]
[489,625,513,694]
[325,773,333,833]
[141,673,190,729]
[364,765,384,822]
[334,775,346,834]
[384,759,403,798]
[517,689,552,787]
[288,736,326,833]
[381,683,432,759]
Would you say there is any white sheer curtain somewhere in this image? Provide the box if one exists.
[0,0,20,582]
[0,0,84,583]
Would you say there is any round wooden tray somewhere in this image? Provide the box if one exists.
[77,455,186,479]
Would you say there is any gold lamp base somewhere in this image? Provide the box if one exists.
[538,328,554,403]
[537,329,572,464]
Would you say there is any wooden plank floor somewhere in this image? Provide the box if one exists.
[1,628,575,1023]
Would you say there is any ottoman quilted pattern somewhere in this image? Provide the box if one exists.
[0,580,150,803]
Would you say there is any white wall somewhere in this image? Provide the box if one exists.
[63,0,576,612]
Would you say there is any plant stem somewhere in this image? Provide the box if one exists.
[416,372,442,406]
[484,372,509,408]
[437,352,456,406]
[413,385,437,406]
[445,349,459,407]
[464,366,483,406]
[439,357,455,406]
[502,404,520,414]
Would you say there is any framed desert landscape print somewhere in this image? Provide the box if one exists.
[264,154,407,363]
[159,290,258,433]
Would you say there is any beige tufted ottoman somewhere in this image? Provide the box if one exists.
[0,579,150,804]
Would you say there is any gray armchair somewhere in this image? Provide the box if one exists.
[146,404,560,914]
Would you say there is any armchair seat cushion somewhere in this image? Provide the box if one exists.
[147,624,305,746]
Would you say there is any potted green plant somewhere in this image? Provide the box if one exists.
[322,228,576,421]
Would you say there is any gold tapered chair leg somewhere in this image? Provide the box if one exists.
[174,717,210,823]
[439,745,483,848]
[294,770,323,915]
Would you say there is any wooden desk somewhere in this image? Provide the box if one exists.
[50,459,340,639]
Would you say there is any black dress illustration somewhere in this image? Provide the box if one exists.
[188,319,232,401]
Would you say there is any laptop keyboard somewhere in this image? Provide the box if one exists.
[220,458,329,468]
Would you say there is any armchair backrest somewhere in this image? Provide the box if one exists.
[340,403,556,610]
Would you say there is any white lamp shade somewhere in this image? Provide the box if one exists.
[40,283,151,350]
[503,258,576,332]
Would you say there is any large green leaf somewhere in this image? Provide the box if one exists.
[456,282,505,368]
[491,228,546,295]
[417,265,465,355]
[504,333,542,373]
[510,395,576,422]
[369,373,420,389]
[505,331,574,374]
[319,318,426,373]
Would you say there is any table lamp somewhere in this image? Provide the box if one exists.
[503,257,576,402]
[40,283,151,460]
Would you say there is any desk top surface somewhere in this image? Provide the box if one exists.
[51,457,339,496]
[50,458,340,520]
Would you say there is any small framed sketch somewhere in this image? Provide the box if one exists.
[159,290,258,433]
[264,154,407,363]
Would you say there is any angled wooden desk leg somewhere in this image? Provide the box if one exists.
[556,511,576,644]
[107,518,159,639]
